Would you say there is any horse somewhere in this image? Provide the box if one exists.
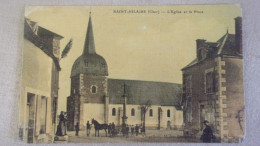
[91,118,108,137]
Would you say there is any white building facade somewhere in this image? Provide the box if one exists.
[19,18,63,143]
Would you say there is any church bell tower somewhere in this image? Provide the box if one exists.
[67,12,109,130]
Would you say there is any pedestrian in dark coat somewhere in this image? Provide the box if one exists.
[111,122,115,136]
[86,121,91,136]
[131,125,134,135]
[200,120,214,143]
[126,125,129,137]
[135,124,139,136]
[75,122,80,136]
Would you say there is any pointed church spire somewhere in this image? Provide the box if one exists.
[83,11,96,55]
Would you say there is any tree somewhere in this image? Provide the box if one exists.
[139,100,152,134]
[60,38,73,59]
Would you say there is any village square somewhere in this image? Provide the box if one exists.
[19,6,244,143]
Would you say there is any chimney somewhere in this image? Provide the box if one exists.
[235,17,242,54]
[196,39,206,60]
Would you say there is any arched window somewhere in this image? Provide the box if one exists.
[131,108,135,116]
[91,86,97,94]
[112,108,116,116]
[167,109,170,117]
[149,109,153,117]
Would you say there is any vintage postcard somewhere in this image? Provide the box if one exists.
[19,5,244,143]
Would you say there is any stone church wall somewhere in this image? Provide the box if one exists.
[80,102,183,130]
[108,104,182,129]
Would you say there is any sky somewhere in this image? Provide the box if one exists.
[25,5,241,112]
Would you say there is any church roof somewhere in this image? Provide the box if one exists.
[107,78,182,106]
[83,14,96,54]
[71,13,108,77]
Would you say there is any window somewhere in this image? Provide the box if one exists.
[149,109,153,117]
[112,108,116,116]
[185,75,192,96]
[205,71,218,93]
[40,96,47,134]
[131,108,135,116]
[84,60,89,67]
[91,86,97,94]
[167,110,170,117]
[186,101,192,123]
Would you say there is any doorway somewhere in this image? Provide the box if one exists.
[167,121,171,129]
[200,105,205,130]
[27,93,36,143]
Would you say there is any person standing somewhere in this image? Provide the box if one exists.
[56,111,66,136]
[131,125,134,136]
[126,125,129,137]
[86,121,91,136]
[141,125,146,136]
[75,122,80,136]
[108,123,112,136]
[110,122,115,136]
[200,120,214,143]
[135,124,139,136]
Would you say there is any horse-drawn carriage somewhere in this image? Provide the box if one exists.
[91,119,119,137]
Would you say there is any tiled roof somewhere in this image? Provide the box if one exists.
[37,27,64,39]
[24,18,63,71]
[217,33,236,55]
[108,78,182,106]
[182,32,239,70]
[182,58,198,70]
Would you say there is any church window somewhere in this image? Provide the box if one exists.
[131,108,135,116]
[112,108,116,116]
[84,60,89,67]
[149,109,153,117]
[167,110,170,117]
[91,86,97,94]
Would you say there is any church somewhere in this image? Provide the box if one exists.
[66,14,183,131]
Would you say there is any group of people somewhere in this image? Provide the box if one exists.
[75,121,93,136]
[77,121,146,137]
[61,113,215,142]
[84,121,117,137]
[107,122,116,136]
[121,124,146,137]
[77,119,216,142]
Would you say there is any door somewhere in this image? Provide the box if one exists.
[200,105,205,130]
[167,121,171,129]
[27,93,35,143]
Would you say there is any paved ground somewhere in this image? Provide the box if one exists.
[66,129,200,143]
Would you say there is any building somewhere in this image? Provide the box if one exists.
[182,17,244,142]
[19,18,63,143]
[67,14,183,131]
